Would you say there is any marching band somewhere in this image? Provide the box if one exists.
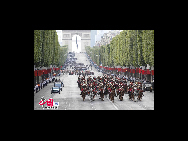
[77,74,144,102]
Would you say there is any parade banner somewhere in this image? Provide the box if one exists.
[144,70,147,75]
[151,70,154,75]
[117,66,121,72]
[122,68,127,72]
[44,69,48,74]
[47,69,51,73]
[139,68,142,73]
[132,69,135,73]
[136,68,139,73]
[147,69,151,74]
[34,70,37,76]
[38,70,42,76]
[142,70,145,75]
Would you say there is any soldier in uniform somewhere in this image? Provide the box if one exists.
[99,82,104,101]
[110,85,116,103]
[128,84,134,101]
[81,83,87,101]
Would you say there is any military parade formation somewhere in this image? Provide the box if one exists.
[65,52,146,103]
[34,52,154,110]
[34,30,154,110]
[77,74,144,102]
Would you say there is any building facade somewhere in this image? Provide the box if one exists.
[94,30,123,47]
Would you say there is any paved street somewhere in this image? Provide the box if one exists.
[34,53,154,110]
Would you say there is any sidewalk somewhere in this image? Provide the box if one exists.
[34,79,54,96]
[34,74,65,95]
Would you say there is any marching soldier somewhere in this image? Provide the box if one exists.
[99,82,104,101]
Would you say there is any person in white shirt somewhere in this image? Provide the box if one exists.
[133,77,135,83]
[40,82,42,89]
[35,85,38,93]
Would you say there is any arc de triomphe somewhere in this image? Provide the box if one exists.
[62,30,91,52]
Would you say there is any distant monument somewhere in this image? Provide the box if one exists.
[62,30,91,52]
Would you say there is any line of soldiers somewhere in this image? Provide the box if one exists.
[77,75,144,102]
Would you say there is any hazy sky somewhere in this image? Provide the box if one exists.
[55,30,123,47]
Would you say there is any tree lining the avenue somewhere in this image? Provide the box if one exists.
[34,30,68,68]
[85,30,154,68]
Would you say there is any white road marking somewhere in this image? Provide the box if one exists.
[107,98,118,110]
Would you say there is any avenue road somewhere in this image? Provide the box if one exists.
[34,53,154,110]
